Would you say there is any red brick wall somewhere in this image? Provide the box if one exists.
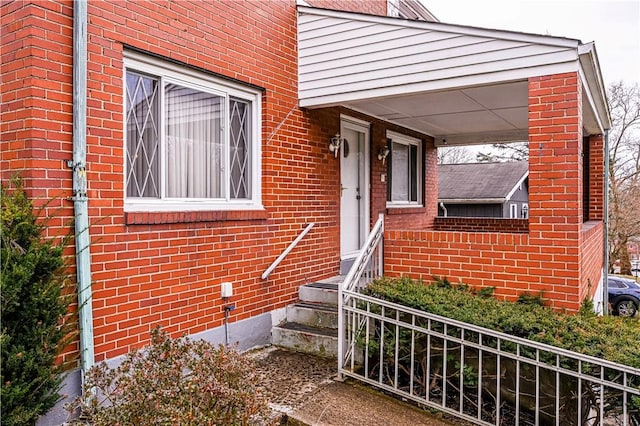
[1,0,604,371]
[385,73,597,312]
[580,222,604,301]
[385,230,537,300]
[1,0,78,363]
[86,0,331,361]
[0,0,74,215]
[587,134,605,221]
[1,0,435,363]
[527,72,584,310]
[308,0,387,15]
[0,0,299,362]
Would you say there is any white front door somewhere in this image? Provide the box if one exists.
[340,117,370,259]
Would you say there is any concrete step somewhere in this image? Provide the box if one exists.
[271,322,338,358]
[299,276,343,305]
[287,301,338,329]
[271,276,344,357]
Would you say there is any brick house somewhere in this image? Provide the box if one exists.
[1,0,609,421]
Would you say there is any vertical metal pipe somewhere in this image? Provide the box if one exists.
[602,130,610,315]
[394,315,399,389]
[496,340,501,425]
[477,339,483,421]
[409,323,415,396]
[224,307,230,346]
[337,273,344,379]
[72,0,95,375]
[442,326,448,407]
[515,345,521,425]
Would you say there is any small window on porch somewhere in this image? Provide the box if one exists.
[386,131,423,207]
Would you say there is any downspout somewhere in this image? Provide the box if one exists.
[439,202,448,217]
[70,0,95,375]
[602,130,609,315]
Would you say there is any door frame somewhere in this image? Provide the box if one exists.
[339,114,371,260]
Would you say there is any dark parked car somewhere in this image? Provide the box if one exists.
[608,275,640,317]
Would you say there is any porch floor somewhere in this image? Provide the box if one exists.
[249,346,462,426]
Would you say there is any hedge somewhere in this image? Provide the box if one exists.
[364,276,639,369]
[1,179,73,425]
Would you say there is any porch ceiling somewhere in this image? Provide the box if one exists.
[346,81,529,145]
[297,6,610,143]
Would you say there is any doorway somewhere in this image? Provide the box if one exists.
[339,116,370,264]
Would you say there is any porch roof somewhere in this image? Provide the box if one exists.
[297,6,610,145]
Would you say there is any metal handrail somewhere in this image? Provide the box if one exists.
[261,222,314,280]
[338,213,384,376]
[341,213,384,293]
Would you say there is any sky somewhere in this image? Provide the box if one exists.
[421,0,640,86]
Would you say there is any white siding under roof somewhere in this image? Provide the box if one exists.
[298,7,580,108]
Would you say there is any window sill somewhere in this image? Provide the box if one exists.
[125,209,268,225]
[386,206,426,215]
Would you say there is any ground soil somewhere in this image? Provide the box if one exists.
[250,347,466,426]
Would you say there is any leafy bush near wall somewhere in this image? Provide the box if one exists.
[66,327,274,426]
[1,180,73,425]
[365,276,640,368]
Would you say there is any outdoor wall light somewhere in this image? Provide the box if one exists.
[329,133,343,158]
[378,146,390,164]
[521,204,529,218]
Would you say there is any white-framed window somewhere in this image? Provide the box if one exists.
[386,131,423,207]
[510,203,518,218]
[123,51,262,212]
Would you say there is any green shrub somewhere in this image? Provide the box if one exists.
[1,179,73,425]
[365,276,640,368]
[66,327,274,426]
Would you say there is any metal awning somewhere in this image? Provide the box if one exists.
[298,6,610,144]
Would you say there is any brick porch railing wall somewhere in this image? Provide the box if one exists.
[385,73,603,312]
[580,222,605,302]
[433,217,529,233]
[385,230,537,300]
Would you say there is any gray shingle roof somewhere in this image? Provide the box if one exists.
[438,161,528,201]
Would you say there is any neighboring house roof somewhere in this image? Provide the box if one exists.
[438,162,529,204]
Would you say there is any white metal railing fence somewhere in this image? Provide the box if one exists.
[338,213,384,376]
[339,291,640,426]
